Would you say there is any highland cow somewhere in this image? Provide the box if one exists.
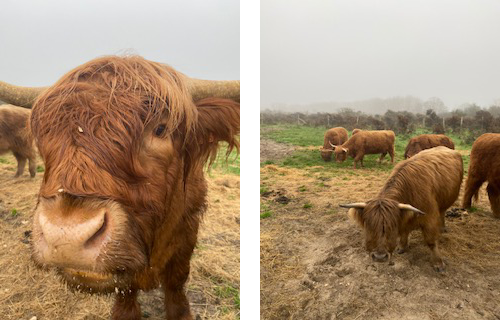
[320,127,348,161]
[0,55,239,320]
[404,134,455,159]
[352,128,361,135]
[332,130,395,168]
[0,104,37,177]
[340,147,463,271]
[462,133,500,218]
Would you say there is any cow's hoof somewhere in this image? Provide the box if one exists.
[434,263,446,273]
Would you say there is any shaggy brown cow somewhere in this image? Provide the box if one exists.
[0,56,239,320]
[332,130,395,168]
[0,104,37,177]
[462,133,500,218]
[404,134,455,159]
[340,147,463,271]
[320,127,348,161]
[352,128,361,135]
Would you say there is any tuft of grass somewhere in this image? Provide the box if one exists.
[261,202,273,219]
[468,206,478,213]
[0,157,10,164]
[298,185,307,192]
[214,284,240,309]
[260,186,269,194]
[36,166,45,173]
[11,209,18,217]
[206,142,240,175]
[303,202,312,209]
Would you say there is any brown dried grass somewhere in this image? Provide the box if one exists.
[0,153,239,320]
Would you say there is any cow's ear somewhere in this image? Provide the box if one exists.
[347,208,364,228]
[189,98,240,166]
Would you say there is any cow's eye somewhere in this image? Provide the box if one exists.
[154,124,166,137]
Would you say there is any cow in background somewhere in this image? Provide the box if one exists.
[320,127,348,161]
[0,104,37,177]
[332,130,395,168]
[404,134,454,159]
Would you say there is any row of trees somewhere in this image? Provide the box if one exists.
[261,107,500,143]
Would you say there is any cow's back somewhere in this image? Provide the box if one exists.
[381,146,463,212]
[323,127,348,148]
[350,130,394,154]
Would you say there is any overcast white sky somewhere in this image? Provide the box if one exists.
[0,0,239,86]
[261,0,500,110]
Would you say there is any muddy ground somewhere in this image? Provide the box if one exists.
[261,142,500,320]
[0,154,239,320]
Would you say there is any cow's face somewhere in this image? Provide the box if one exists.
[320,148,333,161]
[347,199,403,263]
[333,146,348,162]
[29,56,239,292]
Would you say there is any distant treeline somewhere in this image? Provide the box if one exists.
[261,106,500,144]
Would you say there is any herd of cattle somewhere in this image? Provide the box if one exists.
[0,55,240,320]
[319,127,500,271]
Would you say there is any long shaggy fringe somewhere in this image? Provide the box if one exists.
[29,55,238,212]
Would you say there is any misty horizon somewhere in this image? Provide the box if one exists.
[262,0,500,113]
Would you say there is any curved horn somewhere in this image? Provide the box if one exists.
[0,76,240,108]
[339,203,366,209]
[398,203,425,215]
[185,78,240,102]
[329,142,337,148]
[0,81,46,108]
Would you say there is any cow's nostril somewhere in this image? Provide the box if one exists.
[84,212,108,248]
[371,252,388,262]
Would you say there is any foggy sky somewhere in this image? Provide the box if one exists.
[1,0,239,86]
[261,0,500,111]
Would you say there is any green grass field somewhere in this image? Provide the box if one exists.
[261,125,471,174]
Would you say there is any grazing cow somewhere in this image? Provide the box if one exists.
[340,147,463,271]
[332,130,395,168]
[320,127,348,161]
[0,55,239,320]
[462,133,500,218]
[404,134,455,159]
[0,104,37,177]
[352,128,361,135]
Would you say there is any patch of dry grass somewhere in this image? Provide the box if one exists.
[0,153,239,319]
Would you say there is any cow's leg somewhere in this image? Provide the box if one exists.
[353,154,364,168]
[487,183,500,218]
[439,211,447,233]
[389,146,395,163]
[13,152,26,178]
[112,288,141,320]
[462,173,484,209]
[378,152,387,164]
[28,154,37,178]
[422,224,445,272]
[162,252,193,320]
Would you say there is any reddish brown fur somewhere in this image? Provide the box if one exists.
[28,56,239,319]
[404,134,455,159]
[462,133,500,218]
[333,130,395,168]
[352,128,361,135]
[0,104,37,177]
[348,147,463,271]
[320,127,348,161]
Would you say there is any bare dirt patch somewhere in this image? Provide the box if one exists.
[260,139,296,163]
[261,164,500,320]
[0,154,239,320]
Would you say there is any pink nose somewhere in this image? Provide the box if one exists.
[36,208,109,269]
